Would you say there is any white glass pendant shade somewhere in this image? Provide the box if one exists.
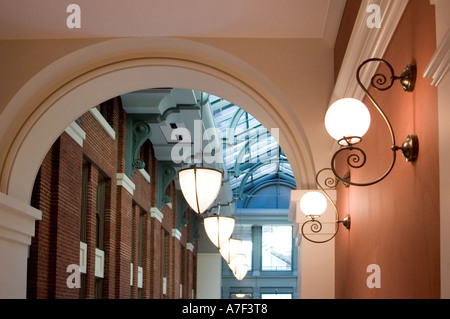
[204,216,235,249]
[234,264,248,281]
[219,238,242,264]
[325,98,371,145]
[178,167,223,214]
[300,191,327,217]
[228,254,246,274]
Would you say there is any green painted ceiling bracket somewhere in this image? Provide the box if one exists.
[156,161,177,210]
[125,117,152,178]
[176,190,190,230]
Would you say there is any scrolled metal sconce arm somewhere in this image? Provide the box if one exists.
[300,168,350,244]
[330,58,419,187]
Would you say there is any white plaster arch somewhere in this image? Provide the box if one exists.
[0,38,316,204]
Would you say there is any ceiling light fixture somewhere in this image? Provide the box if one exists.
[178,92,223,214]
[219,238,242,264]
[203,204,235,249]
[228,254,248,281]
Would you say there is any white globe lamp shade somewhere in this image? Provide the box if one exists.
[204,216,235,249]
[300,191,328,218]
[178,167,223,214]
[219,238,242,264]
[325,98,371,145]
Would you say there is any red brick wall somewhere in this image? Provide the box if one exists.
[28,133,83,298]
[28,97,198,299]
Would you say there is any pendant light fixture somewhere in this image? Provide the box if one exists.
[219,238,242,264]
[228,254,248,281]
[203,204,235,249]
[178,92,223,214]
[178,167,223,215]
[233,264,248,281]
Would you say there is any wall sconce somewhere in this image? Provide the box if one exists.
[299,169,350,244]
[325,58,419,186]
[299,58,418,243]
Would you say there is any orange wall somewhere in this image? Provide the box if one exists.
[335,0,440,298]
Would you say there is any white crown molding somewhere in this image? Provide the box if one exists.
[138,168,151,183]
[150,207,164,222]
[172,228,182,240]
[331,0,409,104]
[116,173,136,195]
[424,27,450,86]
[0,192,41,245]
[64,121,86,147]
[89,107,116,140]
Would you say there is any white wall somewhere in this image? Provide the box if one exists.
[290,189,336,299]
[300,239,335,299]
[196,253,222,299]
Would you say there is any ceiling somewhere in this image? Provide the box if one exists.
[0,0,346,42]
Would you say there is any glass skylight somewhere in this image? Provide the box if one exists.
[209,94,295,202]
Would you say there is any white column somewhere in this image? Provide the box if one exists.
[290,190,335,299]
[0,192,41,298]
[196,253,222,299]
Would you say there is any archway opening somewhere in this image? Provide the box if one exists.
[0,38,316,299]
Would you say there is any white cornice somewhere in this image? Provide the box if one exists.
[64,121,86,147]
[331,0,409,103]
[138,168,151,183]
[0,192,42,245]
[172,228,182,240]
[424,27,450,86]
[89,107,116,140]
[150,207,164,223]
[116,173,136,195]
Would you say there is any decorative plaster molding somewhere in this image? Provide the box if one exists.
[187,243,195,252]
[138,168,151,183]
[150,207,164,223]
[424,28,450,86]
[64,121,86,147]
[116,173,136,195]
[0,192,41,245]
[89,107,116,140]
[331,0,409,103]
[172,228,182,240]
